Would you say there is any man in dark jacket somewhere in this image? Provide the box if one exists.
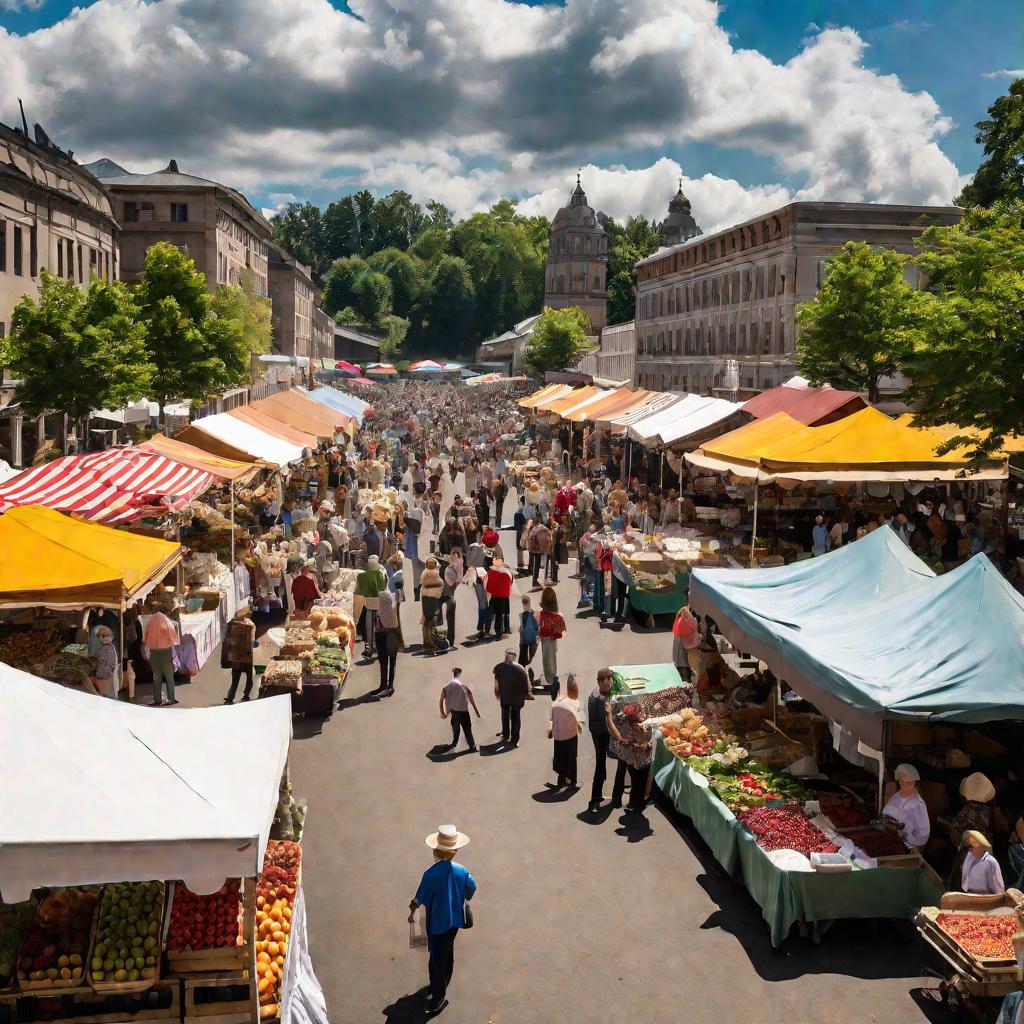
[492,649,532,747]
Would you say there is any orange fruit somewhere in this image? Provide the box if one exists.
[267,942,279,956]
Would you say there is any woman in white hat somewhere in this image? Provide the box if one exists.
[882,763,930,851]
[408,825,477,1017]
[960,830,1005,895]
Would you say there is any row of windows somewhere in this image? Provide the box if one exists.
[123,200,189,224]
[547,272,603,294]
[640,366,780,394]
[640,310,788,358]
[639,214,787,282]
[217,210,269,258]
[638,261,782,320]
[551,233,606,256]
[0,219,113,283]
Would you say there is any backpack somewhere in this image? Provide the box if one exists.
[520,611,539,643]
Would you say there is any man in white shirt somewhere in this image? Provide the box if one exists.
[440,668,481,753]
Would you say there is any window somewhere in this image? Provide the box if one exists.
[140,202,154,222]
[123,202,139,223]
[593,275,600,291]
[77,243,83,282]
[13,225,23,276]
[57,239,64,278]
[30,225,38,277]
[170,203,188,223]
[0,220,6,273]
[763,322,773,354]
[89,247,97,278]
[816,258,830,288]
[105,251,111,280]
[66,239,74,279]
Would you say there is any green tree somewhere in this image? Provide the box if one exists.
[2,272,152,433]
[135,241,246,420]
[419,256,475,356]
[352,271,393,325]
[956,78,1024,209]
[903,205,1024,457]
[210,267,272,378]
[796,242,925,403]
[379,315,410,360]
[322,256,370,318]
[524,306,590,373]
[271,202,325,275]
[605,216,660,326]
[409,226,449,264]
[366,247,423,319]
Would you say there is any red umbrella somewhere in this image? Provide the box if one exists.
[335,360,359,375]
[351,376,375,386]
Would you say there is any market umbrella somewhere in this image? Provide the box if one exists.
[334,360,359,376]
[350,376,375,386]
[409,359,446,373]
[366,363,398,376]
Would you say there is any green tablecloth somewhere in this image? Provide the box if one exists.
[609,663,683,695]
[653,738,943,946]
[629,571,689,615]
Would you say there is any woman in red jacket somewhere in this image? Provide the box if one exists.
[538,586,566,698]
[485,558,514,638]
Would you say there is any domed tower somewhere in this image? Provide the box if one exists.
[543,174,608,333]
[658,179,702,247]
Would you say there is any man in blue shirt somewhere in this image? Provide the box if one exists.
[408,825,477,1017]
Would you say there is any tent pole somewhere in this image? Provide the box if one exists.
[750,478,759,568]
[660,452,664,490]
[118,605,125,702]
[230,480,236,588]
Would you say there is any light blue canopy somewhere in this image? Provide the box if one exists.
[305,386,369,421]
[690,528,1024,747]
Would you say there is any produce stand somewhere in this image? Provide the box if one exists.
[608,663,682,696]
[653,738,943,946]
[627,571,689,616]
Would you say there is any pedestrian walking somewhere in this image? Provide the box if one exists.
[527,518,552,589]
[442,550,463,649]
[468,567,493,642]
[484,558,513,638]
[222,605,256,703]
[408,825,477,1018]
[517,595,539,684]
[145,608,179,706]
[374,589,401,694]
[513,498,528,573]
[549,674,581,787]
[420,557,444,655]
[609,701,654,812]
[90,625,120,699]
[493,648,532,747]
[440,668,480,752]
[538,587,566,698]
[587,668,613,812]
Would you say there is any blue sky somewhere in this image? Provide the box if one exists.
[1,0,1019,226]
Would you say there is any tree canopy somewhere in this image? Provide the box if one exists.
[605,216,660,326]
[524,306,591,374]
[796,241,926,403]
[1,272,151,424]
[956,78,1024,209]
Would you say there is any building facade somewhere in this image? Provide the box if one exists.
[100,160,271,297]
[575,320,637,383]
[268,245,315,361]
[544,176,608,333]
[0,120,119,341]
[634,201,962,395]
[312,306,336,363]
[333,325,381,363]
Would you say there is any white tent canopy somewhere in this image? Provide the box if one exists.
[190,413,305,468]
[604,391,684,430]
[626,394,744,448]
[0,666,291,902]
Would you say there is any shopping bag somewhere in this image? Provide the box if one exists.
[409,907,427,950]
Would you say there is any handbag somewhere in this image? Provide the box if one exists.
[462,901,474,929]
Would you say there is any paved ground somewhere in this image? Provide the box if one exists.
[176,520,955,1024]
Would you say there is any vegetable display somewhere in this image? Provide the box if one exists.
[255,840,300,1016]
[166,880,242,953]
[659,710,712,758]
[0,902,34,988]
[17,888,98,989]
[736,807,839,858]
[842,828,908,858]
[89,881,163,985]
[814,793,871,829]
[937,912,1019,960]
[0,627,62,670]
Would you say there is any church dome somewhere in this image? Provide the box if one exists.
[659,179,702,246]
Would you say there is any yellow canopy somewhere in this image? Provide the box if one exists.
[139,434,260,483]
[0,505,182,609]
[564,388,653,424]
[689,407,1008,482]
[519,384,572,409]
[537,385,601,414]
[250,390,352,439]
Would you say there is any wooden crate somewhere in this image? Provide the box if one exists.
[0,981,179,1024]
[180,971,257,1024]
[166,879,255,976]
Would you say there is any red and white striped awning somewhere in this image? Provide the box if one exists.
[0,448,214,524]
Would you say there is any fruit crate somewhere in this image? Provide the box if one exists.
[0,980,182,1024]
[180,971,257,1024]
[15,897,98,998]
[165,880,255,976]
[89,882,166,995]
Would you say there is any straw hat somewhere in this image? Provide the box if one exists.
[959,772,996,803]
[425,824,470,852]
[964,829,992,852]
[894,763,920,783]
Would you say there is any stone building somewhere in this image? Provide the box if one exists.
[99,160,271,297]
[0,120,119,342]
[312,306,336,363]
[574,320,637,383]
[268,244,316,361]
[543,175,608,333]
[634,201,961,396]
[658,181,702,248]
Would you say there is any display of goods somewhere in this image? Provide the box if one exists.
[299,646,350,676]
[0,627,62,670]
[255,840,301,1014]
[660,709,712,758]
[937,912,1019,961]
[737,807,840,858]
[262,660,303,689]
[40,650,93,685]
[17,888,98,988]
[815,793,871,830]
[635,686,692,720]
[706,740,748,767]
[166,880,242,953]
[89,881,163,985]
[0,901,34,988]
[842,827,907,858]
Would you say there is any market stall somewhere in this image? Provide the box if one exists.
[227,407,320,451]
[304,387,370,422]
[250,391,352,440]
[180,415,305,470]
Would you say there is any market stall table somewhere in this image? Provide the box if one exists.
[628,571,689,616]
[652,738,943,946]
[609,663,683,695]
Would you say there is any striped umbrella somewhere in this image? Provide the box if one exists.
[0,448,213,524]
[408,359,446,373]
[366,363,398,376]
